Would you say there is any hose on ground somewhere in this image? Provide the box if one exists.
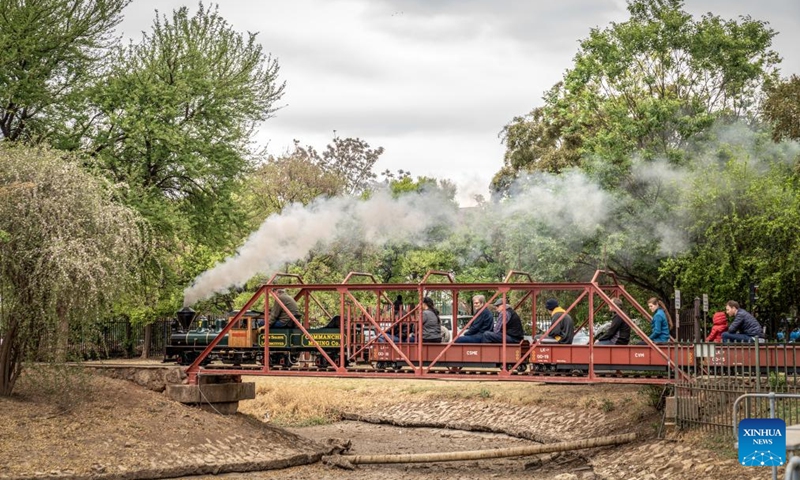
[323,432,636,469]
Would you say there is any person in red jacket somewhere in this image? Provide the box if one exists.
[706,311,728,342]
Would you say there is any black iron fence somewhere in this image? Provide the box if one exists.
[672,342,800,438]
[67,318,171,360]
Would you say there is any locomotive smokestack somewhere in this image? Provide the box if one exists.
[176,307,196,332]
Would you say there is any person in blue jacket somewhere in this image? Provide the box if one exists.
[454,295,494,343]
[721,300,764,343]
[646,297,672,343]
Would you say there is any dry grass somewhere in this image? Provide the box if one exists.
[238,376,646,427]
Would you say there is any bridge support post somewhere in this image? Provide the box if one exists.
[166,375,255,415]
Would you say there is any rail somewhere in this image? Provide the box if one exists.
[787,456,800,480]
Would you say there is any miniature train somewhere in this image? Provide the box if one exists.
[165,306,798,379]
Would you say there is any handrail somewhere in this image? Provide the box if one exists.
[266,272,305,285]
[342,272,379,284]
[420,270,454,284]
[786,456,800,480]
[503,270,533,283]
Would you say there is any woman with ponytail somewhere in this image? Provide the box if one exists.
[646,297,672,343]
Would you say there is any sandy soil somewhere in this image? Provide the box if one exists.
[0,365,775,480]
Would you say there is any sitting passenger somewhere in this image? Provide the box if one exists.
[645,297,672,344]
[596,298,631,345]
[454,295,494,343]
[539,298,575,344]
[457,299,523,344]
[721,300,764,343]
[269,288,300,328]
[408,297,442,343]
[705,311,727,343]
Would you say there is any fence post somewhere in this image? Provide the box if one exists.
[769,391,777,480]
[693,297,701,342]
[756,340,761,393]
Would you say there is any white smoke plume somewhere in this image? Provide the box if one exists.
[184,122,798,305]
[183,188,458,306]
[498,170,613,236]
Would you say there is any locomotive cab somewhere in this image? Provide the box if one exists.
[227,311,262,348]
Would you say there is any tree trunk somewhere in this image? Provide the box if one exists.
[0,319,21,396]
[141,323,151,359]
[55,302,68,363]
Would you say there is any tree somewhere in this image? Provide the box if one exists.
[0,145,146,395]
[661,148,800,322]
[80,3,285,245]
[243,143,345,223]
[64,4,288,323]
[762,75,800,142]
[292,136,384,196]
[496,0,780,190]
[0,0,130,143]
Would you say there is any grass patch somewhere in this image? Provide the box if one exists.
[15,363,95,413]
[600,398,615,413]
[693,432,738,460]
[239,377,647,427]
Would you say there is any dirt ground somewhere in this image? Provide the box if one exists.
[0,364,778,480]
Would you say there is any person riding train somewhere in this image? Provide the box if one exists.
[539,298,575,344]
[455,298,523,344]
[268,288,301,328]
[453,295,494,343]
[721,300,764,343]
[595,298,631,345]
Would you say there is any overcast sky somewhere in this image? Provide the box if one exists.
[119,0,800,206]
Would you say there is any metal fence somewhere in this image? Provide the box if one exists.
[66,318,171,360]
[673,342,800,438]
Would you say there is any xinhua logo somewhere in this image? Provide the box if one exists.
[738,418,786,467]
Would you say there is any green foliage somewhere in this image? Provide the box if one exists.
[769,372,787,393]
[639,385,668,410]
[492,1,786,307]
[497,0,779,187]
[600,398,615,413]
[83,3,284,245]
[0,0,130,142]
[763,75,800,142]
[660,128,800,318]
[0,145,147,395]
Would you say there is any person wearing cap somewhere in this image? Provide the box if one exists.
[268,288,301,328]
[483,298,524,343]
[542,298,575,344]
[454,295,495,343]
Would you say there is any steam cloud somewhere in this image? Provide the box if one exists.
[184,123,799,306]
[183,170,614,306]
[183,189,458,306]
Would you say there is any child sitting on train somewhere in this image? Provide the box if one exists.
[706,311,728,342]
